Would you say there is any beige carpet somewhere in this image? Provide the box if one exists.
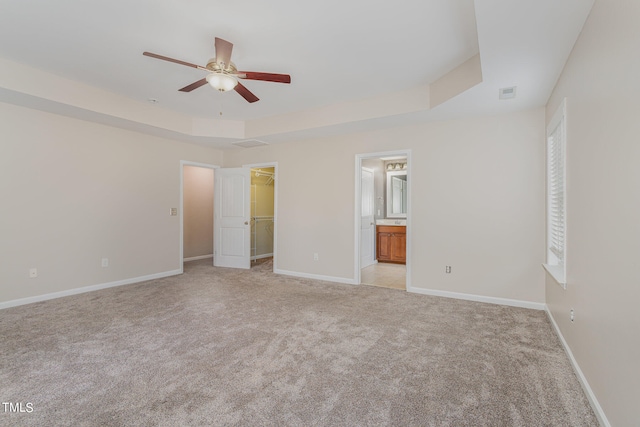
[0,259,597,426]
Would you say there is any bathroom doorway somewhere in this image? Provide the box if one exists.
[355,152,410,290]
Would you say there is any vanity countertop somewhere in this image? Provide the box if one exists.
[376,219,406,226]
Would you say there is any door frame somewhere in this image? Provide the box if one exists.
[360,166,376,269]
[243,162,278,272]
[179,160,220,274]
[354,150,411,288]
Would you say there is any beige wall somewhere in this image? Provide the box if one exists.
[225,109,545,303]
[183,166,214,259]
[0,102,222,304]
[545,0,640,424]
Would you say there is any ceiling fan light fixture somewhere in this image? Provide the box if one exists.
[206,73,238,92]
[144,37,290,103]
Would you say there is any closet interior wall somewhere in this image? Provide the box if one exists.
[251,168,275,260]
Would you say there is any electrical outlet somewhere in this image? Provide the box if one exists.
[29,268,38,278]
[101,258,109,267]
[313,253,319,261]
[570,309,575,322]
[445,266,452,274]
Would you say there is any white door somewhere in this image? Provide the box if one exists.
[214,168,251,269]
[360,167,375,268]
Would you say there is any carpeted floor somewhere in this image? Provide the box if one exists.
[0,259,598,426]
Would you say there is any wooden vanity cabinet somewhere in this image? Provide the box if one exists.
[376,225,406,264]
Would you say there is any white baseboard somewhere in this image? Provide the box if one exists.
[184,254,213,262]
[407,286,546,310]
[545,306,610,427]
[0,269,182,310]
[274,268,357,285]
[251,253,273,261]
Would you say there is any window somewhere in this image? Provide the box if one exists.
[544,99,567,288]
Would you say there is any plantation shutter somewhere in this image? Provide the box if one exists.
[547,115,566,264]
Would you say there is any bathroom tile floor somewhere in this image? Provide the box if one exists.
[361,262,406,290]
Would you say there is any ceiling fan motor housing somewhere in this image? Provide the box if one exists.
[206,59,237,74]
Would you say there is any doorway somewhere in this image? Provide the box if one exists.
[243,162,278,271]
[250,167,275,269]
[180,162,277,272]
[355,152,410,290]
[180,161,217,271]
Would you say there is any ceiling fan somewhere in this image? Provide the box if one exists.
[143,37,291,103]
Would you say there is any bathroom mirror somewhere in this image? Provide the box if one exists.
[386,171,407,218]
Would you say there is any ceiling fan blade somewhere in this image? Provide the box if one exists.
[215,37,234,68]
[234,82,259,103]
[179,78,208,92]
[143,52,206,70]
[238,71,291,84]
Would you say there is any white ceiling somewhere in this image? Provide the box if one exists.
[0,0,593,148]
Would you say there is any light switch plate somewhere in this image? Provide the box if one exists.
[170,208,177,216]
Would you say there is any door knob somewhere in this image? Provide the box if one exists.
[244,221,249,225]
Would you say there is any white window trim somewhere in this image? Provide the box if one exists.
[543,99,567,289]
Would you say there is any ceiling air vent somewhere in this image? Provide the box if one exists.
[499,86,517,100]
[231,139,269,149]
